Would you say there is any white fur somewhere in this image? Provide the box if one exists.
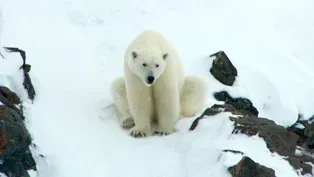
[110,30,207,138]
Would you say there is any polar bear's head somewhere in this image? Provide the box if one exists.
[128,50,168,86]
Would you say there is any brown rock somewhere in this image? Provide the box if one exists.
[209,51,238,86]
[228,156,275,177]
[0,86,20,105]
[189,104,254,131]
[189,104,225,131]
[230,116,299,157]
[0,83,36,176]
[190,90,314,176]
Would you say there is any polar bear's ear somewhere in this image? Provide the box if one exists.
[162,53,168,60]
[132,51,138,59]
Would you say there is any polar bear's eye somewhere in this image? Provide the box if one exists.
[132,51,138,59]
[155,64,159,68]
[162,53,168,60]
[142,63,147,67]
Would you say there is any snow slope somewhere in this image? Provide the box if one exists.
[1,0,314,176]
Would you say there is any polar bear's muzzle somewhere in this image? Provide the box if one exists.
[146,76,155,85]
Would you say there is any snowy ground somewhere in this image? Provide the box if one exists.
[1,0,314,176]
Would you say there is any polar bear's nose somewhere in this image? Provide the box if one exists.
[147,76,155,84]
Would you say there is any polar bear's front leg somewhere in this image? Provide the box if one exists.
[153,85,180,136]
[127,82,154,138]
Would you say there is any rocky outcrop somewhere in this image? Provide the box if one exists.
[213,91,259,116]
[190,103,314,176]
[0,86,37,177]
[231,116,298,157]
[204,50,314,176]
[4,47,36,102]
[228,156,275,177]
[209,51,238,86]
[288,114,314,150]
[0,47,37,177]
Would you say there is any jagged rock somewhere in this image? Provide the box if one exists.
[228,156,275,177]
[0,87,24,121]
[0,159,31,177]
[222,149,244,155]
[189,104,225,131]
[23,71,36,102]
[288,155,313,175]
[287,114,314,150]
[4,47,36,102]
[209,51,238,86]
[213,91,258,116]
[0,86,20,105]
[190,103,314,175]
[23,64,31,73]
[232,114,314,175]
[189,104,251,131]
[0,87,36,176]
[0,149,37,177]
[231,116,299,157]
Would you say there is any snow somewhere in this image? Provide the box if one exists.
[1,0,314,177]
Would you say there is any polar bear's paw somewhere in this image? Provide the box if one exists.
[121,117,135,129]
[153,131,170,136]
[129,126,149,138]
[153,128,175,136]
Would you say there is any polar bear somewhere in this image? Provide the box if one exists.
[110,30,207,138]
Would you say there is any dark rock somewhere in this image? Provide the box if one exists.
[222,149,244,155]
[288,155,313,176]
[228,156,275,177]
[287,146,314,175]
[0,87,36,176]
[0,147,37,177]
[23,64,31,73]
[191,104,298,157]
[0,86,21,105]
[209,51,238,86]
[0,159,31,177]
[287,124,306,147]
[0,105,32,158]
[287,114,314,150]
[230,116,298,157]
[213,91,259,116]
[23,71,36,102]
[0,88,24,121]
[3,47,36,102]
[189,104,225,131]
[231,116,314,175]
[190,103,314,175]
[189,104,251,131]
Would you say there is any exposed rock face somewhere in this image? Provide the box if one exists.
[189,104,225,131]
[288,114,314,150]
[0,87,37,177]
[4,47,36,102]
[209,51,238,86]
[213,91,259,116]
[231,116,299,157]
[0,47,37,176]
[0,86,20,105]
[228,156,276,177]
[190,102,314,176]
[196,50,314,176]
